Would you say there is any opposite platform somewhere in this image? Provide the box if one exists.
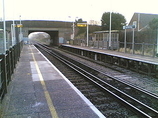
[1,44,105,118]
[62,44,158,65]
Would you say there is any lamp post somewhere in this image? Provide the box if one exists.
[19,15,23,41]
[156,28,158,57]
[102,12,112,49]
[68,16,78,40]
[72,21,75,40]
[11,0,16,46]
[86,21,89,46]
[132,21,137,54]
[109,0,113,50]
[124,26,127,52]
[2,0,6,53]
[11,23,16,46]
[109,11,112,49]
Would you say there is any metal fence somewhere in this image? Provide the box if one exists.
[0,42,23,101]
[72,40,157,57]
[118,42,157,57]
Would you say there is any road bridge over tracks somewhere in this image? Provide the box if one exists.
[0,20,73,46]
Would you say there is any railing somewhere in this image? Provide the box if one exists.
[118,42,157,57]
[0,42,23,102]
[72,40,157,57]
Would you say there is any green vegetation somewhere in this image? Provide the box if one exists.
[101,12,126,30]
[75,18,101,39]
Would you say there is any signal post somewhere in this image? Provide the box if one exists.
[77,23,89,46]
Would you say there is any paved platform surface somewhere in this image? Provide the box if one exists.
[1,45,105,118]
[62,44,158,65]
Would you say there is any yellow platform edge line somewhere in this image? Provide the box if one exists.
[29,45,59,118]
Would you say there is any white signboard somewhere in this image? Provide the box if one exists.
[123,25,136,29]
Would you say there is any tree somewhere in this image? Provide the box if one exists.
[101,12,126,30]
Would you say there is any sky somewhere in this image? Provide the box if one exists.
[1,0,158,24]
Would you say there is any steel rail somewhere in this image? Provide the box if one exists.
[35,43,158,118]
[39,43,158,99]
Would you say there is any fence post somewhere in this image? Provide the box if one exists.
[6,50,11,83]
[142,42,144,56]
[97,40,99,49]
[153,43,156,57]
[107,40,109,49]
[118,41,120,52]
[102,41,104,49]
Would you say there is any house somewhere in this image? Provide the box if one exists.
[128,13,158,31]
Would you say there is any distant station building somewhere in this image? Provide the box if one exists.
[92,30,119,49]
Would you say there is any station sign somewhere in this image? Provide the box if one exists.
[16,24,23,28]
[123,25,136,29]
[77,23,87,27]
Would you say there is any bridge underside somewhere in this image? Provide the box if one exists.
[28,30,59,46]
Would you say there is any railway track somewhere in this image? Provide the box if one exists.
[35,43,158,118]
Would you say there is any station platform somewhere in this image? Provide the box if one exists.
[1,45,105,118]
[62,44,158,65]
